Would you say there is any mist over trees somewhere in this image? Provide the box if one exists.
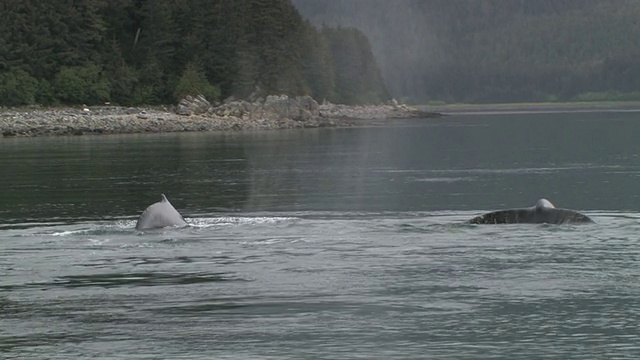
[0,0,388,107]
[291,0,640,104]
[4,1,637,107]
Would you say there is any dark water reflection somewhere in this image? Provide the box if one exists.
[2,111,640,359]
[2,111,640,221]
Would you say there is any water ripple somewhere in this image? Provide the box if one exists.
[1,211,640,359]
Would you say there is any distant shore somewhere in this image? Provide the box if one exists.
[5,100,638,138]
[424,101,640,115]
[0,98,442,138]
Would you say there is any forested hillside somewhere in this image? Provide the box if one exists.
[292,0,640,104]
[0,0,388,106]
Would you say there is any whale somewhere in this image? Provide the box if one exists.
[468,198,593,225]
[135,194,188,230]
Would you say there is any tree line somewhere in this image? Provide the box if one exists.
[292,0,640,104]
[0,0,389,107]
[420,0,640,104]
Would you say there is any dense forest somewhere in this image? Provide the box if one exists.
[292,0,640,104]
[0,0,389,107]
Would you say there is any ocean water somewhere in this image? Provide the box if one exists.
[2,111,640,359]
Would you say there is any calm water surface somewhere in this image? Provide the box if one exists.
[1,111,640,359]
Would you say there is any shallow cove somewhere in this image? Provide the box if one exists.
[1,111,640,359]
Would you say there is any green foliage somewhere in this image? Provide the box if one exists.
[0,69,39,106]
[0,0,108,80]
[174,62,221,102]
[301,21,336,102]
[52,64,110,104]
[35,80,57,105]
[129,85,156,106]
[101,39,139,105]
[322,26,389,104]
[7,0,640,106]
[0,0,389,106]
[293,0,640,104]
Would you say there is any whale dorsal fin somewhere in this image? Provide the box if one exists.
[160,194,168,202]
[535,198,555,209]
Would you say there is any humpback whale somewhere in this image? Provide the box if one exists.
[468,198,593,224]
[135,194,188,230]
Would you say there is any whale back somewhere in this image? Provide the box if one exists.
[135,194,188,230]
[535,207,594,224]
[468,208,537,224]
[469,198,593,225]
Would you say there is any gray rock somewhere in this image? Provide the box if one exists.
[176,94,212,116]
[260,95,319,122]
[0,96,443,138]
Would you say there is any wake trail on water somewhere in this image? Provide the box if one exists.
[2,211,639,243]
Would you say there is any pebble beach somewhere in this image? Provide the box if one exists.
[0,100,442,137]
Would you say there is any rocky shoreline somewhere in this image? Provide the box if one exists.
[0,95,442,137]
